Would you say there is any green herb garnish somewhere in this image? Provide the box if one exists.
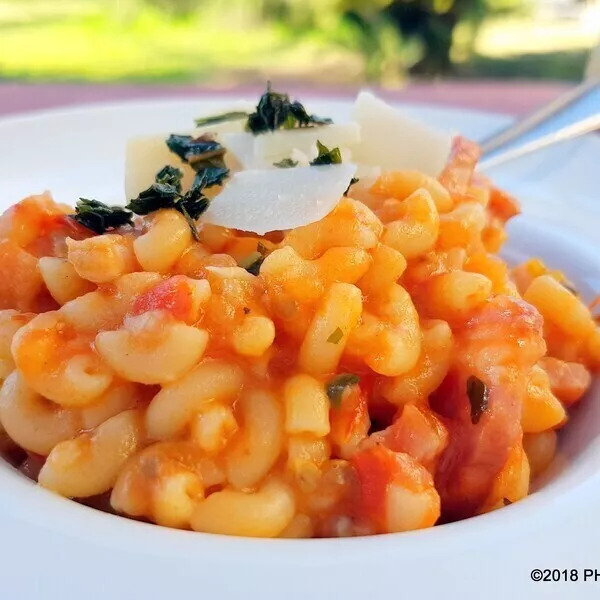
[239,241,270,276]
[72,198,134,234]
[246,82,332,134]
[327,327,344,344]
[155,165,184,192]
[244,255,266,276]
[326,373,360,407]
[273,158,299,169]
[192,164,229,189]
[195,111,250,128]
[126,166,210,241]
[310,141,342,166]
[125,132,229,239]
[344,177,359,196]
[166,134,230,190]
[166,134,225,167]
[245,83,332,134]
[239,251,262,270]
[466,375,489,424]
[193,84,332,135]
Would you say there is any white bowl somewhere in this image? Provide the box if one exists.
[0,99,598,599]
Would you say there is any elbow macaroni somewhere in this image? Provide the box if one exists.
[0,157,597,538]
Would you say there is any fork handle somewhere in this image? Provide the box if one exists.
[479,78,600,160]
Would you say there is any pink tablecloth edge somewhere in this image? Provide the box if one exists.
[0,81,572,118]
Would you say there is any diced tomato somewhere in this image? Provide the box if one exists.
[351,445,396,532]
[352,444,439,533]
[488,187,521,223]
[438,136,482,196]
[132,275,199,323]
[370,404,449,472]
[540,357,591,406]
[330,385,370,458]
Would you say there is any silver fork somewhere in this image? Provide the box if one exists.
[478,45,600,171]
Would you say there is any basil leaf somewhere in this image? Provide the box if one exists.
[194,111,250,127]
[126,172,209,242]
[273,158,298,169]
[327,327,344,344]
[344,177,359,196]
[239,241,270,275]
[466,375,489,424]
[310,140,342,166]
[126,183,180,215]
[155,165,183,192]
[166,134,225,166]
[180,186,210,221]
[326,373,360,407]
[246,83,333,134]
[192,164,229,189]
[72,198,133,234]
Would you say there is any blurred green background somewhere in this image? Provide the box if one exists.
[0,0,597,85]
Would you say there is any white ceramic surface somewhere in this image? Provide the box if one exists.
[0,98,599,600]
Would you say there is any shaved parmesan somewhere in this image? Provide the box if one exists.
[202,164,357,235]
[255,123,360,164]
[222,124,360,171]
[220,132,259,170]
[352,91,452,177]
[125,122,247,198]
[125,134,196,200]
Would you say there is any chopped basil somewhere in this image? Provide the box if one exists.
[166,134,229,190]
[166,134,225,167]
[194,111,250,127]
[310,140,342,166]
[344,177,359,196]
[245,83,332,134]
[327,327,344,344]
[125,166,211,241]
[239,251,262,270]
[273,158,299,169]
[192,164,229,189]
[71,198,133,234]
[244,255,265,276]
[193,85,332,136]
[155,165,184,192]
[326,373,360,407]
[239,242,270,276]
[466,375,489,424]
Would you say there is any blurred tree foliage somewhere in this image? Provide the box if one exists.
[257,0,527,76]
[139,0,528,77]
